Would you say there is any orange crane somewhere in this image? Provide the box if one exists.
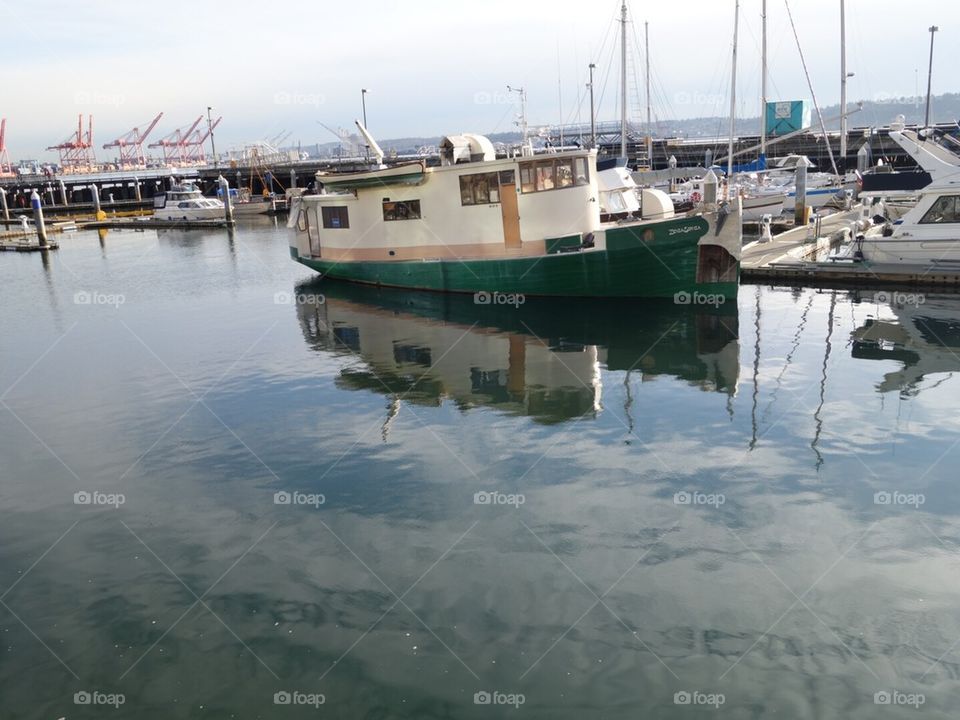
[102,112,163,169]
[184,115,221,164]
[47,114,96,173]
[147,115,220,166]
[0,118,12,176]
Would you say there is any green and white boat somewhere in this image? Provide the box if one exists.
[288,131,741,299]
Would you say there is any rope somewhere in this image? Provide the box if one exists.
[783,0,840,177]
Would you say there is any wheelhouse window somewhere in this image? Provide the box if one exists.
[519,156,590,193]
[321,206,350,229]
[919,195,960,224]
[459,172,502,206]
[382,199,421,221]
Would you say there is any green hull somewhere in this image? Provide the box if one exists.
[294,216,739,299]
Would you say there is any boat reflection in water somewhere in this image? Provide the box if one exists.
[294,280,740,425]
[852,293,960,396]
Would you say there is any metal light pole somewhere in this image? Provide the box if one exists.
[588,63,596,148]
[924,26,938,128]
[361,89,369,160]
[207,106,218,168]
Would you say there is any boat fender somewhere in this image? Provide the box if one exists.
[691,191,702,203]
[714,202,729,236]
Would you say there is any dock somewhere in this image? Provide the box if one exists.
[741,207,960,288]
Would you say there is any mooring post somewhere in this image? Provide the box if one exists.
[91,183,102,214]
[58,179,68,206]
[703,168,719,210]
[290,168,297,189]
[0,187,8,221]
[134,179,142,202]
[218,175,234,224]
[31,190,48,247]
[794,164,807,226]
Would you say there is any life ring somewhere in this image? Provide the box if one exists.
[691,191,702,203]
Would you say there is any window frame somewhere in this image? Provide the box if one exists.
[321,205,350,229]
[382,199,422,221]
[919,195,960,224]
[519,156,591,193]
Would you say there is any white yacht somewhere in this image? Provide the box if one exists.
[859,179,960,265]
[153,181,225,221]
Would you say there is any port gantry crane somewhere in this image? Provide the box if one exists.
[47,114,97,173]
[102,112,163,169]
[0,118,13,176]
[148,115,221,167]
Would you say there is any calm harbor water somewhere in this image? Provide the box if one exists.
[2,220,960,718]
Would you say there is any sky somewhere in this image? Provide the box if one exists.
[1,0,956,161]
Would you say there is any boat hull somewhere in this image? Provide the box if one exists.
[294,216,739,299]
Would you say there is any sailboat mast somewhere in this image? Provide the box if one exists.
[839,0,847,170]
[645,20,653,166]
[620,0,628,159]
[760,0,767,158]
[728,0,739,181]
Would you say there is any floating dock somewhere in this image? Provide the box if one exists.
[741,208,960,288]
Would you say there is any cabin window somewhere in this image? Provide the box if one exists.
[321,206,350,229]
[919,195,960,224]
[519,157,590,193]
[519,165,535,193]
[556,159,575,188]
[534,160,555,191]
[383,200,422,221]
[459,172,501,206]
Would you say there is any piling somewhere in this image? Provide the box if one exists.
[0,187,8,221]
[30,190,48,247]
[218,175,234,224]
[134,180,142,202]
[794,164,807,226]
[90,183,106,220]
[58,179,68,206]
[703,169,718,211]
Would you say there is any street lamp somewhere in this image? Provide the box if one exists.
[924,25,939,128]
[207,106,218,168]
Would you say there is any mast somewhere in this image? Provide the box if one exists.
[588,63,597,148]
[839,0,847,170]
[620,0,628,159]
[645,20,653,166]
[760,0,767,158]
[727,0,739,182]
